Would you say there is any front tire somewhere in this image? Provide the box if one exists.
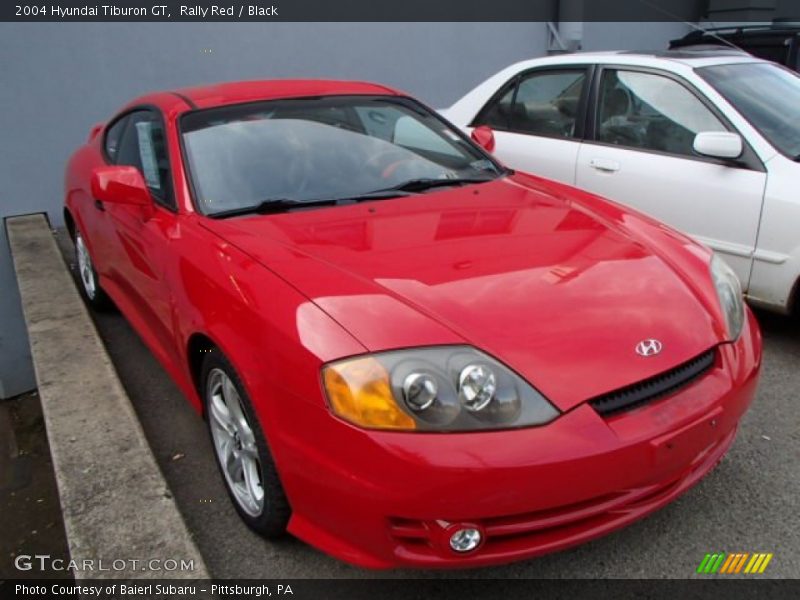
[202,348,290,538]
[74,229,112,310]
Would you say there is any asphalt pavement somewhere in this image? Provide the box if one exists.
[56,231,799,579]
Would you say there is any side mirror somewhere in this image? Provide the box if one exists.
[91,166,152,208]
[693,132,743,160]
[471,125,496,153]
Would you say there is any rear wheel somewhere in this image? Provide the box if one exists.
[202,348,290,537]
[74,229,112,310]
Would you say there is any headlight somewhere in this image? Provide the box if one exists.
[710,254,744,340]
[322,346,559,431]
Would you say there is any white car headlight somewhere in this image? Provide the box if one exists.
[711,254,744,340]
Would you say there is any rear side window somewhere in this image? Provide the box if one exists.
[473,84,516,129]
[474,69,587,139]
[116,110,175,210]
[104,116,128,161]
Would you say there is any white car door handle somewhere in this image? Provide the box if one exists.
[589,158,620,173]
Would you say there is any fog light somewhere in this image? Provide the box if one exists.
[449,527,482,553]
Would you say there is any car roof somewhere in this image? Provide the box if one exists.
[513,49,764,69]
[166,79,403,110]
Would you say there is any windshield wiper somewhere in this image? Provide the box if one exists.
[376,176,497,194]
[207,189,415,219]
[208,198,336,219]
[206,177,499,219]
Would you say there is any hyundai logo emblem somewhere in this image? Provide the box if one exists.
[635,339,663,357]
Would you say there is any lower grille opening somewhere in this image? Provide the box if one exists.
[589,348,716,416]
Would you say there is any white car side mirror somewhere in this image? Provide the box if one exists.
[693,131,743,160]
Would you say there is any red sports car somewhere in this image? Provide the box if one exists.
[64,80,761,569]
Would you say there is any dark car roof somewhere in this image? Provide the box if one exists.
[671,24,800,46]
[669,25,800,69]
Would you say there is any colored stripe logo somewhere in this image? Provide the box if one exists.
[697,552,773,574]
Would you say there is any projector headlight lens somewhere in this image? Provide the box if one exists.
[402,372,438,411]
[458,364,497,411]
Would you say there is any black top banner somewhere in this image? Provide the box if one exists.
[3,0,799,22]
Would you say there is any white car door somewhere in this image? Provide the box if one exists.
[574,66,766,288]
[470,67,591,185]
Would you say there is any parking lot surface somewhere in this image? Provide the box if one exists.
[56,231,799,579]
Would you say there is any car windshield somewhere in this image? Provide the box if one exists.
[698,62,800,158]
[180,95,503,216]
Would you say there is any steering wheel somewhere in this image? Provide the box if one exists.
[601,124,642,146]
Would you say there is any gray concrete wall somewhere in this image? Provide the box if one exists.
[582,22,691,51]
[0,21,693,398]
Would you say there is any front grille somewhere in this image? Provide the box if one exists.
[589,348,716,416]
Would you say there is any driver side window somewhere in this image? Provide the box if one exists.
[475,69,587,139]
[393,116,462,157]
[595,69,726,156]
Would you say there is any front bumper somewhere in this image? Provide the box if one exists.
[274,308,762,569]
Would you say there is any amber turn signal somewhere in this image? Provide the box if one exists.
[322,357,416,430]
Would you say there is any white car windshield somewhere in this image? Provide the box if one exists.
[699,62,800,159]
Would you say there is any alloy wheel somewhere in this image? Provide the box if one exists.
[207,368,265,517]
[75,233,97,300]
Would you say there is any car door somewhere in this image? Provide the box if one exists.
[105,108,183,363]
[85,114,130,278]
[575,66,767,288]
[470,66,591,185]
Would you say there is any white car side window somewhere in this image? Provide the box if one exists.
[597,70,726,156]
[475,70,586,139]
[393,116,461,157]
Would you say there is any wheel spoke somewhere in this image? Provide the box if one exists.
[209,394,234,436]
[242,455,264,510]
[226,449,243,482]
[222,376,247,428]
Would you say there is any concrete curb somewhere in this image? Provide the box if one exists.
[6,214,209,580]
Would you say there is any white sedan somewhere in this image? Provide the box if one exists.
[441,50,800,314]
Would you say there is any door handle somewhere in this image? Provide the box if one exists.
[589,158,620,173]
[94,199,105,211]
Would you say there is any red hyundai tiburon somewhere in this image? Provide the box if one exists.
[64,80,761,569]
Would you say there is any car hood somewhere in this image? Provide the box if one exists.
[199,175,722,411]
